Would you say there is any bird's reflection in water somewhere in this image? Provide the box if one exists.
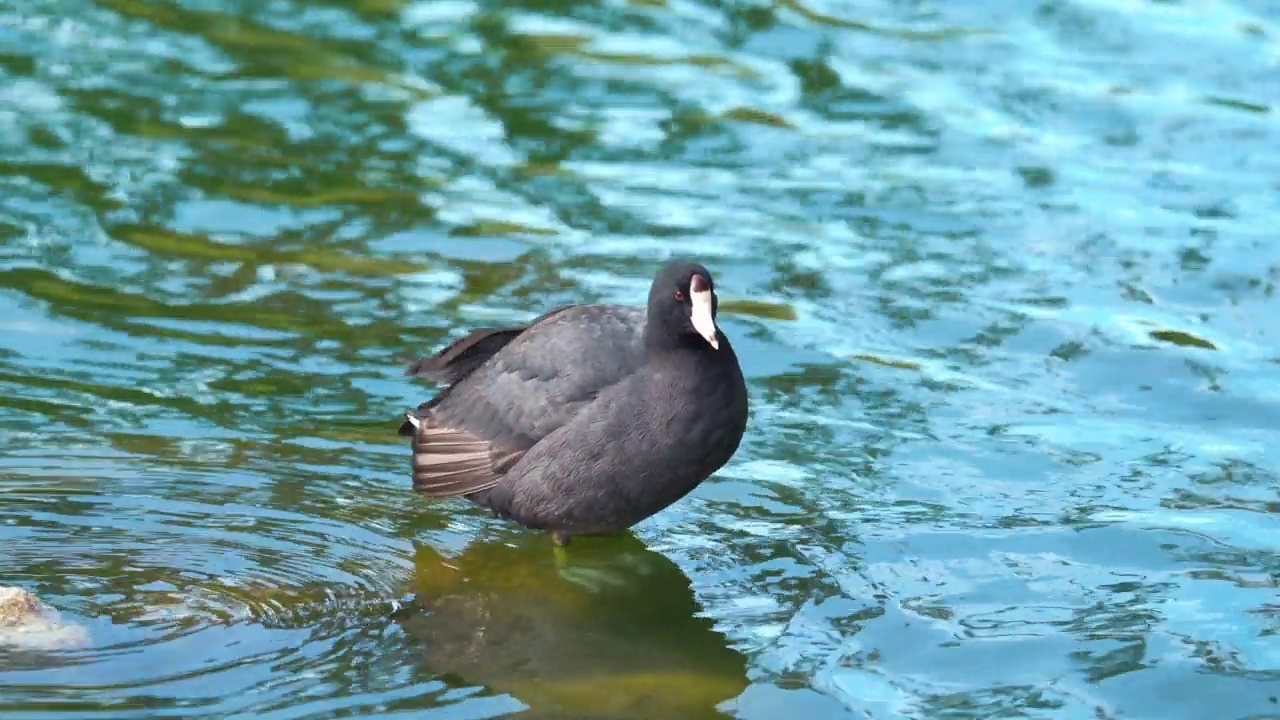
[396,531,749,720]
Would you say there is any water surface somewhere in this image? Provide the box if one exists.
[1,0,1278,718]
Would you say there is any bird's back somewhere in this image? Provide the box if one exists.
[402,303,648,497]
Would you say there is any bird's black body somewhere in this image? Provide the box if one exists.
[398,260,749,542]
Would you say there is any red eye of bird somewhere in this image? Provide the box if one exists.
[674,290,685,301]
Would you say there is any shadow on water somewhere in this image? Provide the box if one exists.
[0,516,748,719]
[395,531,749,720]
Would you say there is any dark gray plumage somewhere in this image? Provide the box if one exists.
[397,260,748,543]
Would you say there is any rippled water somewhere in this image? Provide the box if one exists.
[2,0,1279,717]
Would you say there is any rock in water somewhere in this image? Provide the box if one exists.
[0,586,89,650]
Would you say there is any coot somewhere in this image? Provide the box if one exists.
[397,260,748,544]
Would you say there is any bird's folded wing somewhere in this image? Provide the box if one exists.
[404,304,648,496]
[406,414,525,497]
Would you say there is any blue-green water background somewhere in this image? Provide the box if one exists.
[1,0,1278,718]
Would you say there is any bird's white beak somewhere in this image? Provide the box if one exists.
[689,275,719,350]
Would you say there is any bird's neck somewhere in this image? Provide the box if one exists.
[643,327,715,355]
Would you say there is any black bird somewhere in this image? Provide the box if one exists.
[398,260,749,545]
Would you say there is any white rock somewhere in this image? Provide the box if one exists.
[0,586,90,650]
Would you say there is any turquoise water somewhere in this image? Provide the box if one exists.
[1,0,1278,717]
